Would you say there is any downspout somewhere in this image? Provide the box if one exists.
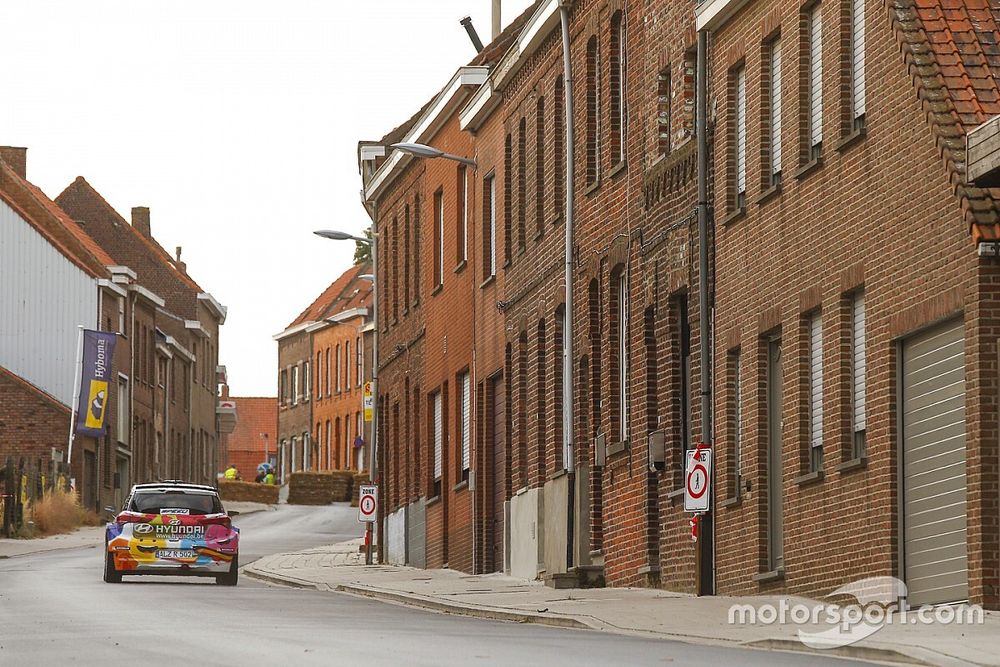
[696,28,714,594]
[362,160,380,565]
[559,0,577,570]
[130,291,137,482]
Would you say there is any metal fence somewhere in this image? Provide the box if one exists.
[1,457,71,537]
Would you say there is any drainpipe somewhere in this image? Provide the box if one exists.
[696,28,714,595]
[559,0,576,570]
[362,160,380,566]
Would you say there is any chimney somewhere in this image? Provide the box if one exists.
[221,384,230,400]
[492,0,501,40]
[0,147,27,179]
[131,206,151,237]
[175,246,186,274]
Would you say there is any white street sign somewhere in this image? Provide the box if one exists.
[684,448,712,513]
[358,484,378,523]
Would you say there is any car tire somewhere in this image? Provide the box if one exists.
[103,550,122,584]
[216,556,238,586]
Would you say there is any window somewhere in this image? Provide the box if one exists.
[392,216,399,322]
[356,336,362,386]
[730,350,742,496]
[326,420,332,470]
[117,376,129,444]
[809,312,824,472]
[535,97,545,236]
[344,340,351,392]
[404,205,411,308]
[117,297,125,334]
[316,352,322,397]
[325,348,331,397]
[658,67,671,156]
[459,372,470,480]
[303,361,310,401]
[609,11,626,165]
[432,390,443,497]
[413,194,421,305]
[732,65,747,210]
[586,36,600,185]
[504,134,512,265]
[291,365,299,404]
[807,3,823,159]
[483,173,497,279]
[517,117,526,252]
[434,189,444,288]
[767,37,782,186]
[851,291,866,458]
[302,431,310,470]
[457,166,468,265]
[554,305,565,470]
[536,318,547,478]
[612,269,629,443]
[851,0,866,128]
[554,77,565,219]
[336,344,342,393]
[676,296,692,480]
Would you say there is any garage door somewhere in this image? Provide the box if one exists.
[902,318,968,606]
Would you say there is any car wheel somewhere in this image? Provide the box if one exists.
[216,555,238,586]
[103,550,122,584]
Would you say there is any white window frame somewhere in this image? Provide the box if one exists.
[770,37,782,182]
[302,432,310,470]
[809,312,824,471]
[852,0,866,123]
[345,340,351,392]
[303,361,311,401]
[460,372,471,474]
[326,348,331,397]
[117,374,130,445]
[326,420,332,470]
[435,190,445,287]
[735,66,747,204]
[486,174,497,277]
[809,3,824,153]
[460,166,468,264]
[356,336,362,387]
[291,365,299,405]
[433,391,443,481]
[852,291,866,457]
[733,351,742,495]
[336,344,342,393]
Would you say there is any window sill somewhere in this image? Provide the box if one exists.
[835,126,867,153]
[412,299,420,309]
[426,494,441,507]
[609,160,627,179]
[552,215,563,226]
[532,229,544,242]
[793,156,823,180]
[503,259,512,270]
[719,495,742,509]
[754,182,782,206]
[794,470,825,487]
[549,468,569,481]
[753,567,786,583]
[608,440,628,457]
[452,480,469,493]
[479,275,496,289]
[584,179,601,196]
[722,206,746,227]
[835,455,868,474]
[431,284,443,297]
[453,260,467,274]
[514,485,530,497]
[666,487,685,502]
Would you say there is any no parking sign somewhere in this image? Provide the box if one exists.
[684,447,712,513]
[358,485,378,523]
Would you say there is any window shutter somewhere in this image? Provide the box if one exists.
[434,391,443,479]
[489,177,497,276]
[810,5,823,146]
[810,313,824,449]
[852,292,866,431]
[736,67,747,194]
[852,0,866,118]
[771,39,782,175]
[462,373,471,471]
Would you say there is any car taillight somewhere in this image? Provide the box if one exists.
[199,515,231,528]
[115,511,152,523]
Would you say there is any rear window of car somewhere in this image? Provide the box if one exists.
[129,490,222,516]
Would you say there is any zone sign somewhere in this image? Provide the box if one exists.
[358,485,378,523]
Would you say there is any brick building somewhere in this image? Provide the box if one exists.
[219,393,277,479]
[356,0,1000,608]
[275,263,373,482]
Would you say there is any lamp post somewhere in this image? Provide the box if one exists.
[314,228,378,565]
[391,142,478,170]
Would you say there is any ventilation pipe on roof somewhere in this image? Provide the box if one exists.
[460,16,484,53]
[493,0,501,40]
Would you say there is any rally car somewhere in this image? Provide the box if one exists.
[104,481,240,585]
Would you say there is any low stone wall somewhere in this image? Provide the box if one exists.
[287,470,356,505]
[351,473,370,507]
[219,480,279,504]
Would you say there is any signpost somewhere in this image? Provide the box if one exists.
[684,447,712,513]
[359,484,377,565]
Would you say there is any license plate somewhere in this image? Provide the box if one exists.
[157,549,196,559]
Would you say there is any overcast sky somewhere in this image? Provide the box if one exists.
[2,0,530,397]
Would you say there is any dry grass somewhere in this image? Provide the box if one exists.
[29,488,98,536]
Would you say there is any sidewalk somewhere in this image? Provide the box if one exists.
[244,539,1000,667]
[0,501,272,559]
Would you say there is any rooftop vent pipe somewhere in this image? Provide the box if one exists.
[460,16,484,53]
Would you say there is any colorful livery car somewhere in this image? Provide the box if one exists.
[104,481,240,585]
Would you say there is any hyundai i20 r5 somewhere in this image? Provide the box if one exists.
[104,482,240,585]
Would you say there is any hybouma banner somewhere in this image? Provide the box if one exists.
[75,330,118,437]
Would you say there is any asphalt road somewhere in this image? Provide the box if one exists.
[0,504,874,666]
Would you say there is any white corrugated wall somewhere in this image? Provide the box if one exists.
[0,199,98,407]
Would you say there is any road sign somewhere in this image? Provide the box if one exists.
[684,447,712,512]
[363,382,373,422]
[358,484,377,523]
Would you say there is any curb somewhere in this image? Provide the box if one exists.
[334,583,593,631]
[243,567,324,590]
[743,638,933,667]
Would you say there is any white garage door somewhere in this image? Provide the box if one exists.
[901,318,968,606]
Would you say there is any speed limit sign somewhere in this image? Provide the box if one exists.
[358,485,378,523]
[684,447,712,512]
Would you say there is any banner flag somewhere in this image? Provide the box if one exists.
[74,330,118,437]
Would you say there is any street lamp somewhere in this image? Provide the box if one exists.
[391,142,478,169]
[313,228,379,566]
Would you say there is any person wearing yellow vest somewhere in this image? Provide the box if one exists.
[224,464,239,481]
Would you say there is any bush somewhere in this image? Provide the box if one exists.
[30,487,87,536]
